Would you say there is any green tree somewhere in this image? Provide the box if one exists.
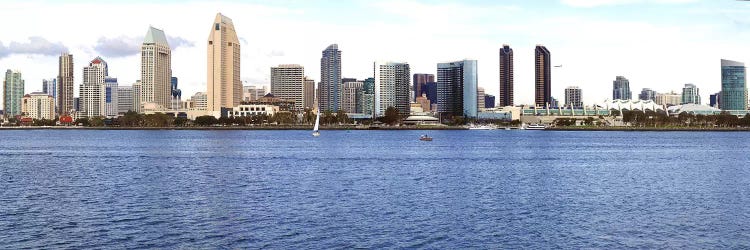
[335,110,350,124]
[194,115,218,126]
[380,106,401,125]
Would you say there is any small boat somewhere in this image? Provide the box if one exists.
[419,135,433,141]
[468,125,496,130]
[504,127,511,131]
[526,124,546,130]
[312,111,321,137]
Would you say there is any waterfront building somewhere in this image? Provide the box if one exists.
[477,87,486,111]
[437,59,478,118]
[242,85,268,102]
[270,64,305,111]
[551,96,560,108]
[638,88,657,101]
[207,13,241,115]
[42,78,57,113]
[117,85,133,114]
[319,44,342,112]
[499,44,514,107]
[342,78,363,113]
[3,70,25,117]
[720,59,747,111]
[613,76,632,100]
[171,77,181,110]
[141,26,172,111]
[484,94,495,109]
[21,92,55,120]
[565,86,583,108]
[360,77,375,116]
[681,83,701,105]
[79,57,108,118]
[413,73,435,101]
[132,81,142,112]
[304,77,315,110]
[58,53,74,115]
[226,104,279,118]
[535,45,551,107]
[655,91,682,106]
[374,61,411,116]
[105,77,118,117]
[190,92,208,110]
[710,92,721,109]
[246,93,295,112]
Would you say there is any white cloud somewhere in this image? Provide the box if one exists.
[561,0,698,8]
[0,37,68,58]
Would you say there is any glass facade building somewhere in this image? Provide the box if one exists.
[499,44,514,107]
[613,76,632,100]
[720,59,747,111]
[437,60,478,118]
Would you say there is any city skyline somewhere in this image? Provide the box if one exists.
[0,0,749,109]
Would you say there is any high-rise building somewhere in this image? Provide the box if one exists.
[304,77,315,110]
[270,64,305,111]
[42,78,57,111]
[638,88,657,101]
[612,76,632,100]
[424,82,437,108]
[319,44,342,112]
[3,70,24,117]
[171,77,181,110]
[681,83,701,105]
[141,26,172,110]
[361,78,375,116]
[58,53,74,115]
[341,78,363,113]
[499,44,514,107]
[117,85,134,114]
[535,45,551,107]
[79,57,108,118]
[242,85,268,102]
[477,87,486,111]
[73,97,80,112]
[413,73,435,101]
[190,92,208,110]
[21,92,55,120]
[207,13,241,114]
[374,61,411,116]
[484,94,495,109]
[720,59,747,111]
[710,92,721,109]
[655,91,681,106]
[132,81,141,112]
[565,86,583,108]
[437,60,478,118]
[105,77,118,117]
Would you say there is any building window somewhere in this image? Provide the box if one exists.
[215,23,220,30]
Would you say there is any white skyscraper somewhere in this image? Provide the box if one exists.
[374,61,411,116]
[270,64,305,111]
[117,85,134,114]
[79,57,108,118]
[140,26,172,111]
[207,13,241,115]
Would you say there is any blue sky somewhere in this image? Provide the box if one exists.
[0,0,749,107]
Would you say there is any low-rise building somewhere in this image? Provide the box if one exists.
[226,105,279,118]
[21,92,56,120]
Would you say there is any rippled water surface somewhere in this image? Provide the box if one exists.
[2,130,750,248]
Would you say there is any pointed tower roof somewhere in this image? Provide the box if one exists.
[144,26,170,47]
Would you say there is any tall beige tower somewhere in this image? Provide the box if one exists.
[57,53,74,115]
[207,13,241,115]
[140,26,172,111]
[270,64,305,111]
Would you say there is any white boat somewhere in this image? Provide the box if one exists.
[312,111,321,137]
[526,124,546,130]
[419,135,433,141]
[468,124,496,130]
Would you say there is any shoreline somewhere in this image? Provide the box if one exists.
[548,126,750,132]
[0,125,468,131]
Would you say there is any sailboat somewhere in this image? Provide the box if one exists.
[312,111,321,137]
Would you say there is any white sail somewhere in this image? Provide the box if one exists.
[313,112,320,132]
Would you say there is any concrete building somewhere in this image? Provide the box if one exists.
[413,73,435,101]
[638,88,657,101]
[416,94,431,112]
[437,60,478,119]
[132,81,142,112]
[535,45,551,108]
[565,86,583,108]
[374,61,411,117]
[342,78,363,113]
[171,77,181,110]
[226,104,279,118]
[21,92,55,120]
[42,78,56,113]
[105,77,118,117]
[477,87,486,111]
[58,53,74,115]
[270,64,305,111]
[681,83,701,105]
[79,57,108,118]
[484,94,495,109]
[117,85,134,114]
[499,44,514,107]
[190,92,208,110]
[613,76,632,100]
[242,85,268,102]
[319,44,342,112]
[720,59,747,111]
[655,91,682,106]
[304,77,315,110]
[207,13,241,115]
[141,26,172,111]
[3,70,25,117]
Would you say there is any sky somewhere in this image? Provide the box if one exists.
[0,0,749,108]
